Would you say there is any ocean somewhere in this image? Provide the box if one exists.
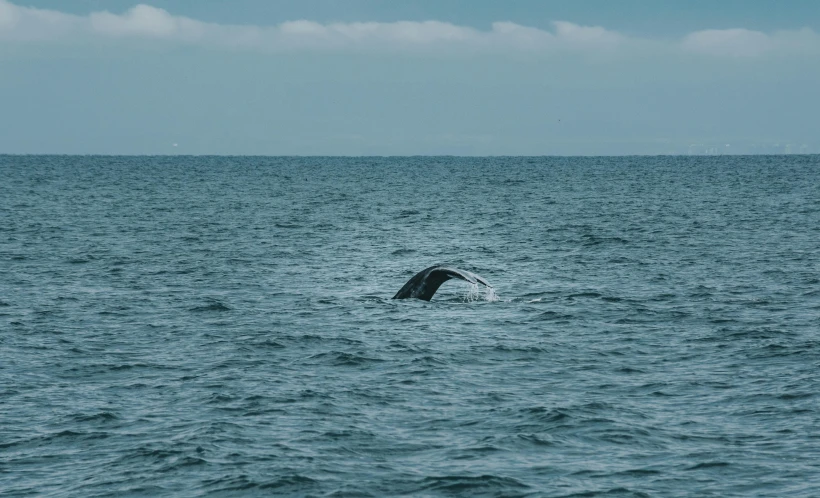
[2,155,819,496]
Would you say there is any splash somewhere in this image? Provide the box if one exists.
[463,282,500,302]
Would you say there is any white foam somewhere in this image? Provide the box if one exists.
[463,282,499,302]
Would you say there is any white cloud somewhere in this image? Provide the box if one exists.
[0,0,82,41]
[0,0,818,57]
[271,20,482,51]
[682,27,820,57]
[0,1,631,53]
[90,4,189,38]
[552,21,624,47]
[682,29,773,57]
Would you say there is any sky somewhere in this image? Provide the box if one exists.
[1,0,818,155]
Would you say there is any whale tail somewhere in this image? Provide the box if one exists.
[393,265,492,301]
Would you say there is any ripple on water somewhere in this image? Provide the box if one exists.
[2,155,820,497]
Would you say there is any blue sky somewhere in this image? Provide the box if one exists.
[1,0,818,155]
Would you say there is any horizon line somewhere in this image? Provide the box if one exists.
[2,153,817,158]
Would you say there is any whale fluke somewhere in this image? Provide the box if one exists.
[393,265,492,301]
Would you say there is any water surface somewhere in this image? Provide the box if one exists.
[2,155,819,496]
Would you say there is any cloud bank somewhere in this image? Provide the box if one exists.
[1,0,818,57]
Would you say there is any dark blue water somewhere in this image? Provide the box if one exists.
[2,155,819,497]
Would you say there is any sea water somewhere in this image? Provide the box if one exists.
[1,155,819,496]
